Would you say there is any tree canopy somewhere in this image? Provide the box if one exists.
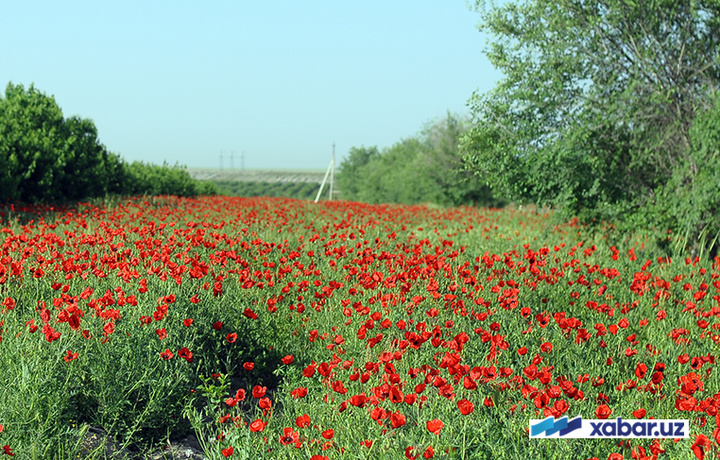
[462,0,720,255]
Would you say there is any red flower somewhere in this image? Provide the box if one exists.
[63,350,78,363]
[155,328,167,340]
[423,446,435,459]
[252,385,266,398]
[243,362,254,371]
[183,318,193,327]
[691,434,711,460]
[350,394,366,407]
[281,355,294,364]
[213,321,223,331]
[595,404,612,419]
[390,411,407,428]
[321,429,334,440]
[221,446,233,457]
[160,349,173,360]
[249,419,265,432]
[426,419,444,435]
[295,414,311,428]
[291,387,307,399]
[457,399,474,415]
[2,445,13,456]
[178,347,193,363]
[405,446,418,459]
[279,427,299,445]
[634,363,648,379]
[258,397,271,410]
[227,333,237,343]
[632,408,646,418]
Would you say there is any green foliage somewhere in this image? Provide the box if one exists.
[123,161,217,197]
[0,82,215,204]
[653,91,720,259]
[462,0,720,254]
[339,113,502,207]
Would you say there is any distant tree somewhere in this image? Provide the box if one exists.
[337,146,380,200]
[338,114,502,207]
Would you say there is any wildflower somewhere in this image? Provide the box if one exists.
[426,419,444,435]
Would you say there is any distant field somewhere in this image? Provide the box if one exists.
[187,168,328,184]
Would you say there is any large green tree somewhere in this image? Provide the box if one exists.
[462,0,720,252]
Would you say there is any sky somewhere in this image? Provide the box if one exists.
[1,1,504,170]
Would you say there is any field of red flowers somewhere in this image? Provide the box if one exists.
[0,196,718,460]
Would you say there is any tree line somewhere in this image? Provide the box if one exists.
[0,82,215,204]
[337,113,504,208]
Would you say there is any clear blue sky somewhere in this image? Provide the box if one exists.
[1,1,503,169]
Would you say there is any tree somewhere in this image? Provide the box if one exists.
[462,0,720,244]
[336,146,380,200]
[0,83,66,202]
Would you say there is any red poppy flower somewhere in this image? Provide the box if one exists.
[350,394,366,407]
[632,408,646,418]
[227,333,237,343]
[281,355,294,364]
[691,434,711,460]
[291,387,307,398]
[295,414,310,428]
[63,350,78,363]
[302,364,316,378]
[243,362,254,371]
[252,385,266,398]
[178,347,193,363]
[595,404,612,419]
[183,318,193,327]
[258,397,271,410]
[213,321,223,331]
[279,427,299,445]
[160,349,173,360]
[221,446,233,457]
[156,328,167,340]
[426,419,444,435]
[321,429,334,440]
[423,446,435,459]
[249,419,265,432]
[391,411,407,428]
[457,399,474,415]
[405,446,418,460]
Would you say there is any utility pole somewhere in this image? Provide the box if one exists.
[328,142,335,200]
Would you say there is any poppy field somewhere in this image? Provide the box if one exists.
[0,196,718,460]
